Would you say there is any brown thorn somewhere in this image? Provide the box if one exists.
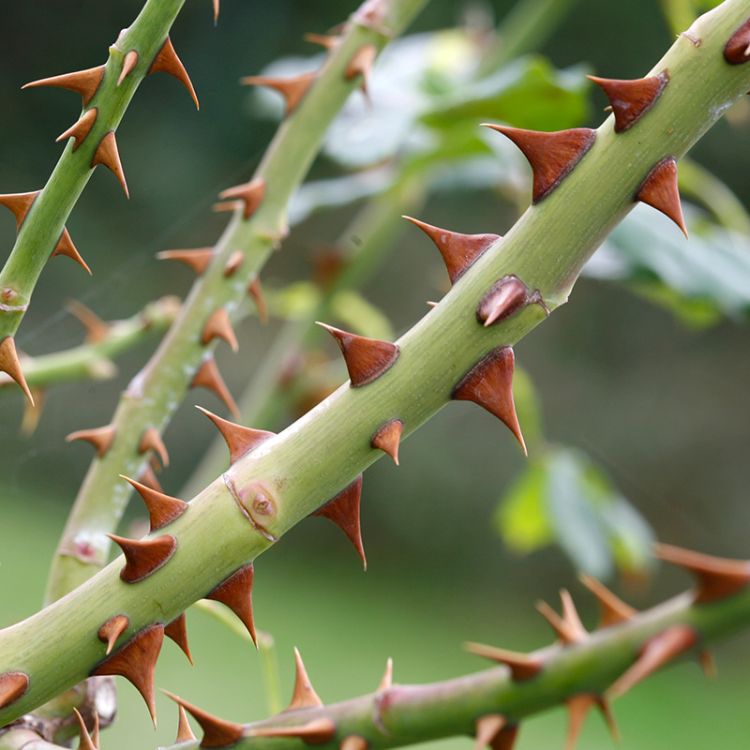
[108,533,177,583]
[92,131,129,198]
[477,275,545,328]
[313,475,367,570]
[0,671,30,710]
[482,125,596,202]
[247,275,268,324]
[560,589,588,642]
[535,595,584,646]
[636,157,687,238]
[371,418,403,465]
[56,108,98,151]
[195,406,274,463]
[0,191,38,229]
[217,179,265,220]
[212,0,220,24]
[403,216,499,285]
[98,614,130,655]
[191,357,240,418]
[202,308,239,352]
[157,248,215,275]
[252,718,336,744]
[285,647,324,710]
[317,323,399,387]
[0,337,34,405]
[22,65,105,106]
[121,475,188,532]
[341,737,368,750]
[345,44,377,99]
[724,18,750,64]
[241,72,317,116]
[21,389,45,436]
[92,624,165,726]
[452,346,526,456]
[596,696,620,743]
[74,708,97,750]
[165,613,194,665]
[464,643,542,681]
[699,649,718,679]
[149,37,200,110]
[66,299,109,343]
[138,464,164,493]
[588,71,669,132]
[223,250,244,278]
[176,703,198,742]
[304,33,341,50]
[378,657,393,691]
[66,424,116,458]
[163,690,245,748]
[608,625,697,699]
[139,426,170,467]
[475,714,514,750]
[565,694,595,750]
[118,50,140,85]
[206,564,257,646]
[52,229,91,274]
[579,574,636,627]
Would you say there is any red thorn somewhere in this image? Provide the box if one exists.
[0,671,30,710]
[164,691,245,748]
[192,357,240,418]
[196,406,274,463]
[0,337,34,406]
[91,624,165,725]
[314,475,366,570]
[304,33,341,50]
[158,248,215,275]
[176,704,197,743]
[477,275,544,327]
[241,72,317,116]
[286,647,324,710]
[212,0,220,24]
[118,50,140,85]
[403,216,499,285]
[345,44,377,98]
[56,108,98,151]
[655,543,750,604]
[371,418,403,465]
[588,71,669,132]
[202,308,239,352]
[149,37,199,110]
[206,564,257,646]
[52,229,91,274]
[165,613,194,665]
[378,657,393,691]
[217,179,265,220]
[73,708,97,750]
[608,625,697,699]
[22,65,105,106]
[725,18,750,64]
[223,250,244,278]
[475,714,518,750]
[139,426,169,467]
[483,125,596,202]
[464,643,543,681]
[252,718,336,744]
[0,191,39,232]
[121,475,188,532]
[92,131,129,198]
[536,590,587,645]
[98,614,130,655]
[66,424,116,457]
[566,695,620,750]
[247,275,268,324]
[452,346,526,455]
[636,157,687,238]
[317,323,399,387]
[66,299,109,343]
[579,574,636,627]
[108,534,177,584]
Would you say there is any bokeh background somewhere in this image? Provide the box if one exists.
[1,1,749,749]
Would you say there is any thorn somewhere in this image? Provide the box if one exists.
[0,191,38,229]
[139,426,170,468]
[163,691,245,748]
[286,647,324,710]
[477,275,546,327]
[206,564,257,646]
[699,649,717,679]
[247,275,268,324]
[66,299,109,343]
[588,71,669,132]
[464,643,542,681]
[91,624,165,726]
[724,18,750,64]
[98,614,130,655]
[317,323,399,387]
[223,250,244,278]
[482,125,596,202]
[22,65,105,106]
[371,419,403,465]
[475,714,518,750]
[138,464,163,492]
[426,300,438,308]
[403,216,499,285]
[341,737,368,750]
[217,179,265,220]
[535,590,587,645]
[314,475,367,569]
[165,613,194,665]
[452,346,526,455]
[149,37,199,109]
[0,337,35,405]
[636,157,687,238]
[241,72,317,116]
[195,406,274,463]
[0,671,30,710]
[158,248,215,275]
[654,543,750,603]
[565,694,594,750]
[92,131,129,198]
[121,475,188,531]
[192,357,240,418]
[345,44,377,99]
[378,657,393,691]
[73,708,97,750]
[118,50,140,85]
[52,229,91,274]
[579,574,636,627]
[212,0,220,24]
[176,704,197,742]
[608,625,697,699]
[252,718,337,743]
[56,108,98,151]
[108,533,177,583]
[304,32,341,50]
[66,424,116,458]
[202,308,239,352]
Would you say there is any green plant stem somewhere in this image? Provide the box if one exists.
[0,0,187,340]
[2,0,749,726]
[43,0,430,605]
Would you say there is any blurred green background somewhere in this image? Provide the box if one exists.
[1,1,749,749]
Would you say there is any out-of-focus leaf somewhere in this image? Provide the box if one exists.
[267,282,321,320]
[331,291,394,340]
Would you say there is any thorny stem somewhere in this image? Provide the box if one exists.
[1,0,749,729]
[44,0,431,605]
[0,0,188,340]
